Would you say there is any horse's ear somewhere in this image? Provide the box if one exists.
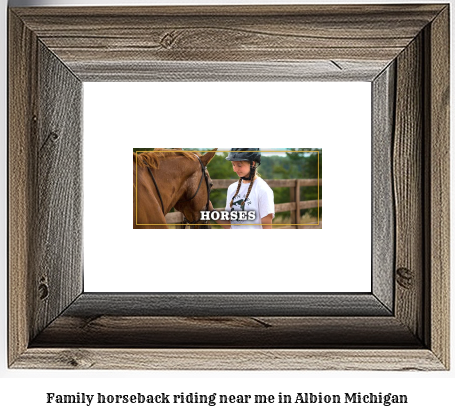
[200,148,218,166]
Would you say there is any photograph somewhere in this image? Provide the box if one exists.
[133,148,322,229]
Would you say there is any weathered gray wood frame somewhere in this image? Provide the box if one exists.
[8,5,449,370]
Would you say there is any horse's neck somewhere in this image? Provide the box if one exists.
[154,158,193,213]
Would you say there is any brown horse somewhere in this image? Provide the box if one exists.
[133,149,217,229]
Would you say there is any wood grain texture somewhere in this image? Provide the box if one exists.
[8,11,38,366]
[372,63,395,312]
[32,316,419,348]
[13,349,445,371]
[393,34,424,340]
[31,43,84,339]
[53,293,392,317]
[425,6,450,368]
[11,5,444,81]
[69,61,386,82]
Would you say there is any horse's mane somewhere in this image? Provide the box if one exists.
[134,149,200,168]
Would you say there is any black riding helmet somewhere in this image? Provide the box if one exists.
[225,148,261,165]
[226,148,261,181]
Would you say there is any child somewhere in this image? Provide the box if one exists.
[209,148,275,229]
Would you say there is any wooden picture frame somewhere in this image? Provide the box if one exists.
[9,4,449,370]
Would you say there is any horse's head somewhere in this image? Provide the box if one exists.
[174,148,217,228]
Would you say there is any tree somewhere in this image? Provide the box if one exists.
[133,147,154,153]
[286,148,322,218]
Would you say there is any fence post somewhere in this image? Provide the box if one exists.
[295,179,301,229]
[290,182,295,226]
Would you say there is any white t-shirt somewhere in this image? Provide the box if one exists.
[225,177,275,229]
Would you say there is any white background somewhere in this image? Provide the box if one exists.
[1,0,454,414]
[84,82,371,292]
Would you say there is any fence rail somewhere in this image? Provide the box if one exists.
[165,178,322,228]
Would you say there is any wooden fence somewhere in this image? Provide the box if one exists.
[165,179,322,228]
